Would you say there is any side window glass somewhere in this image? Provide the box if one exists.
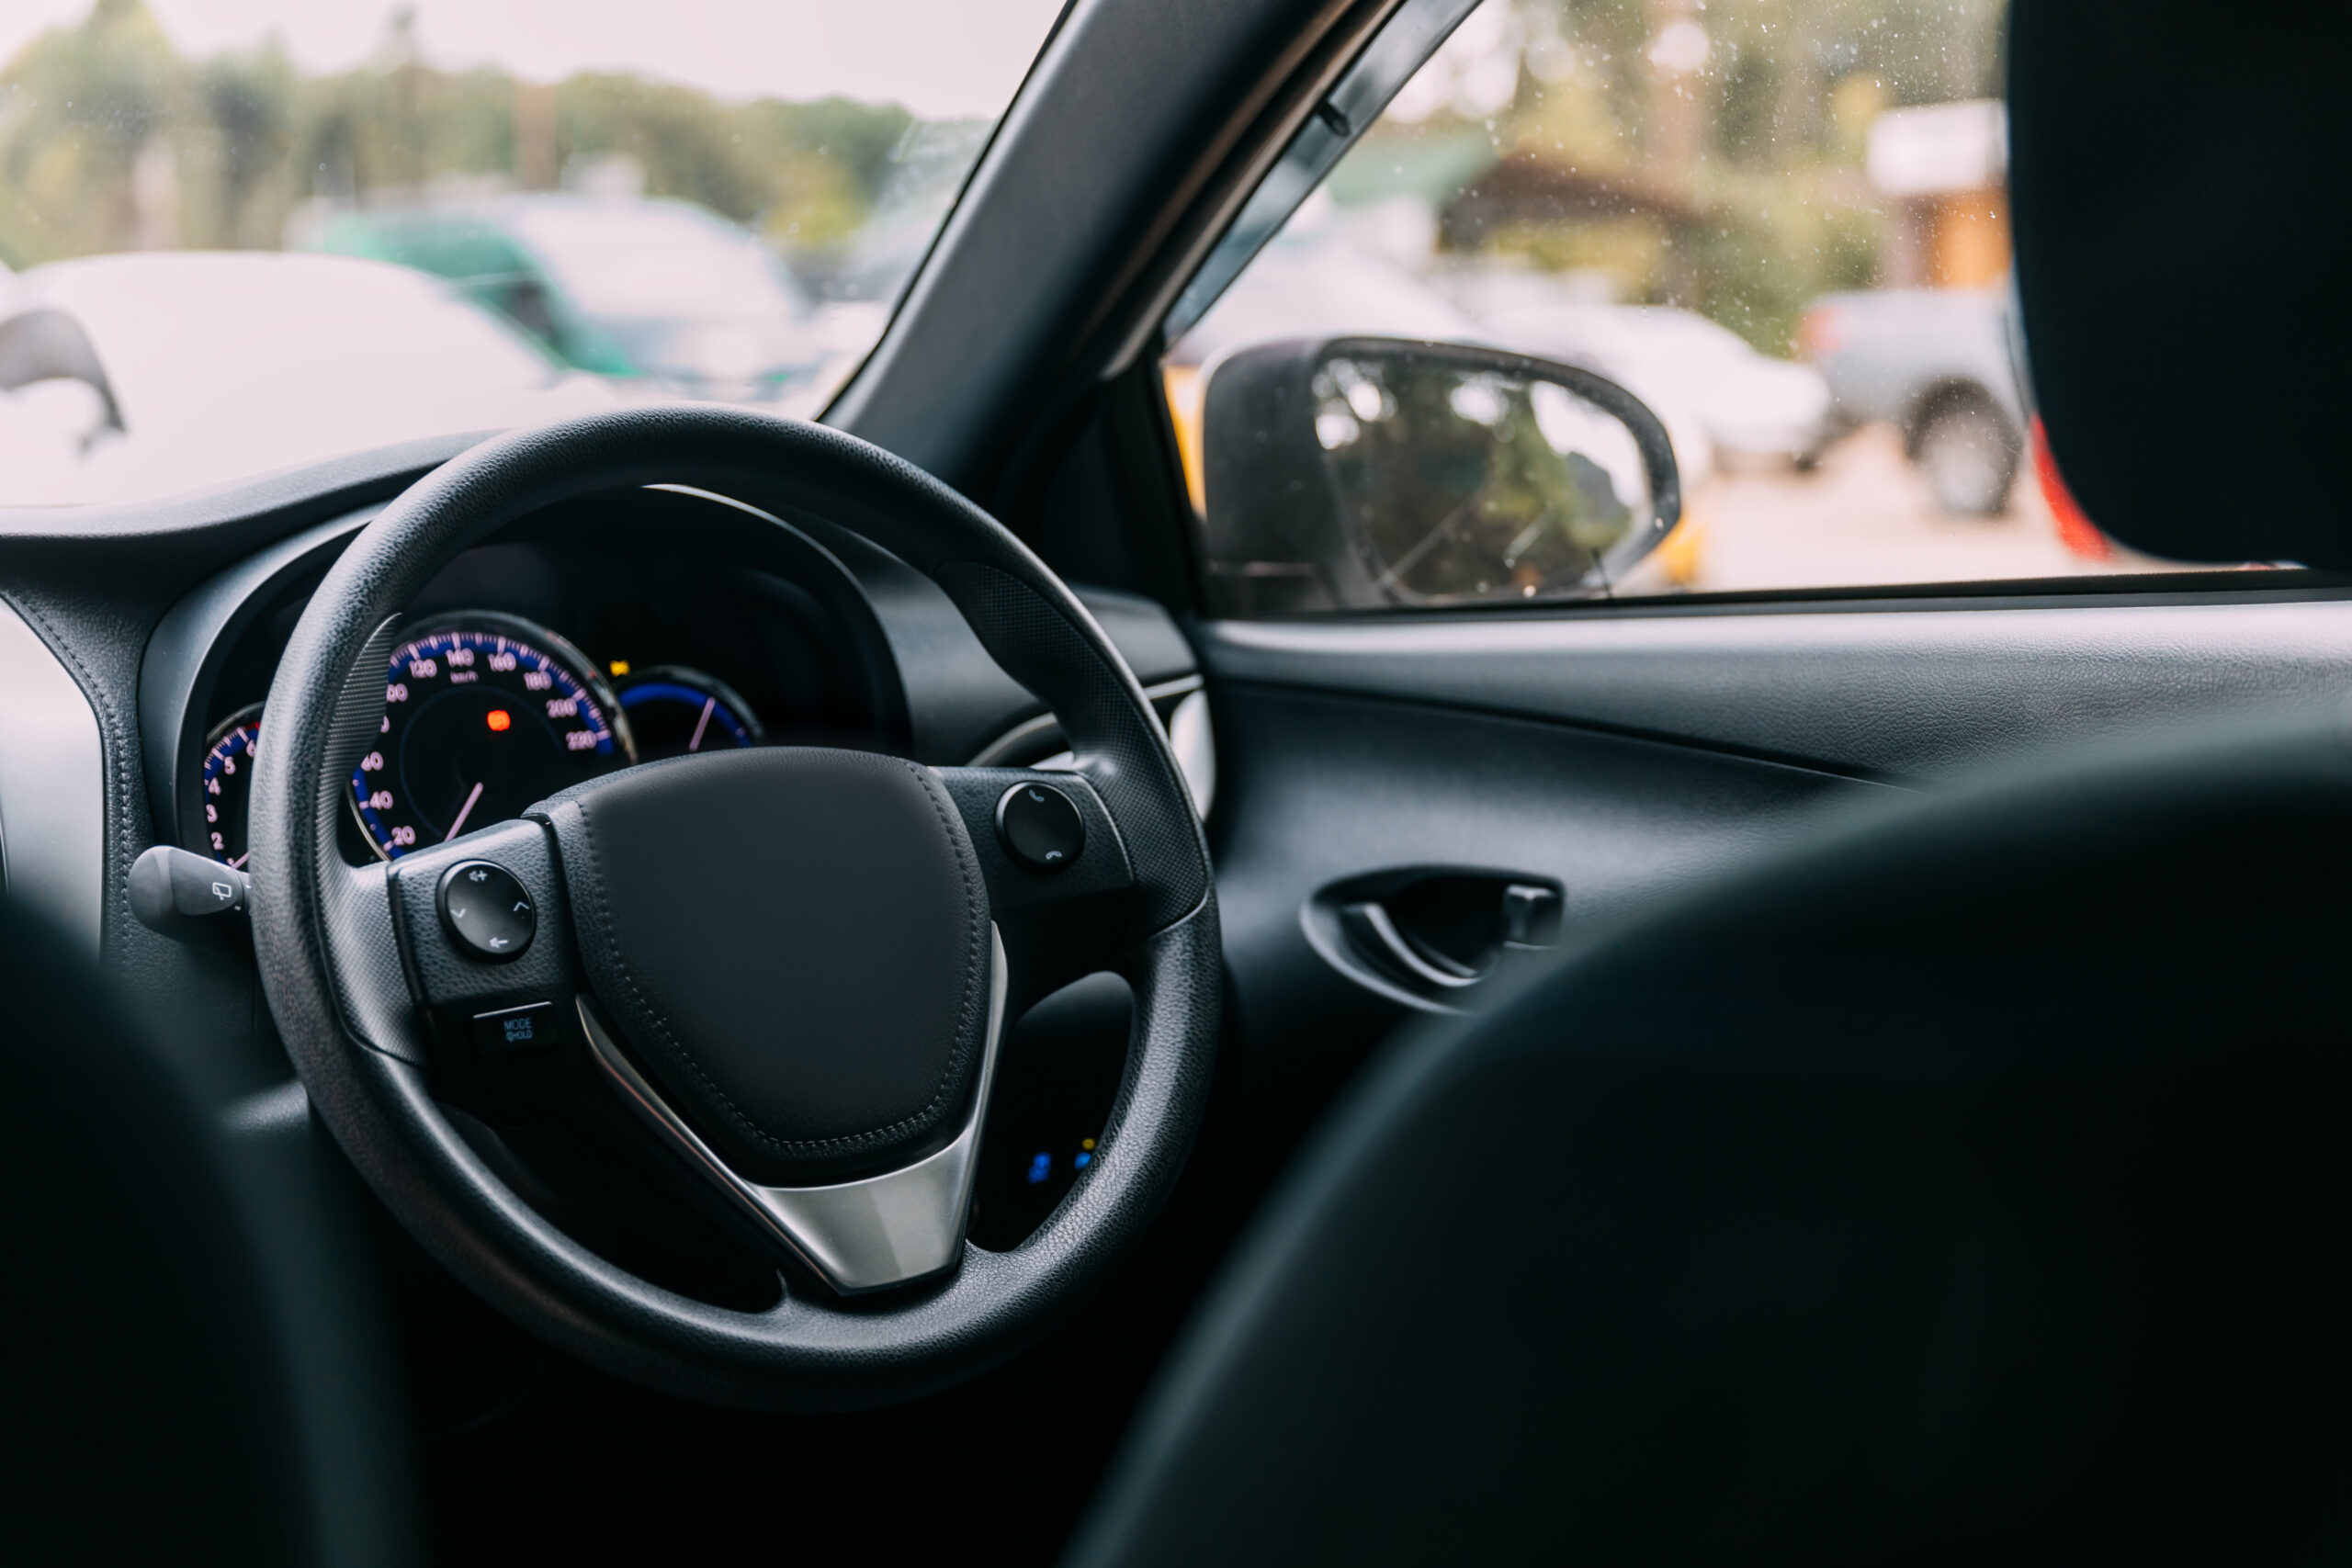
[1166,0,2256,612]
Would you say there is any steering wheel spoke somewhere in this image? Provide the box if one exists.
[382,817,586,1063]
[577,929,1008,1294]
[933,766,1144,1015]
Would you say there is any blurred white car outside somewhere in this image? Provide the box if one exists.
[300,194,834,408]
[1464,282,1833,471]
[1170,231,1476,367]
[1166,229,1718,502]
[0,252,622,507]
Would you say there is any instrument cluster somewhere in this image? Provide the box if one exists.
[186,526,894,868]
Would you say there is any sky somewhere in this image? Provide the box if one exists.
[1,0,1068,118]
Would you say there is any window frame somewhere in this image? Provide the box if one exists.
[1131,0,2335,618]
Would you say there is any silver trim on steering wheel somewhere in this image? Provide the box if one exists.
[577,925,1009,1295]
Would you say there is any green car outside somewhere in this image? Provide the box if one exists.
[307,195,826,400]
[311,206,633,377]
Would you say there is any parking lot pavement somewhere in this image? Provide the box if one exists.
[1684,423,2165,596]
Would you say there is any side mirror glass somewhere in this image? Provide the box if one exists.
[1199,337,1680,615]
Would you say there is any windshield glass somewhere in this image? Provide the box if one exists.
[0,0,1065,505]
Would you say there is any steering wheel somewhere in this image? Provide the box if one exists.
[247,407,1220,1409]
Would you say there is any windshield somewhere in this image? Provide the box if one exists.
[0,0,1065,505]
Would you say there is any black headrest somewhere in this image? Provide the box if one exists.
[2010,0,2352,569]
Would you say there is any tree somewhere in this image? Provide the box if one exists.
[0,0,964,273]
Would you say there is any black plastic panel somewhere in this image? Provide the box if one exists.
[1199,591,2352,784]
[1207,680,1891,1162]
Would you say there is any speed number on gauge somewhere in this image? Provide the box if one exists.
[199,704,264,867]
[351,615,635,858]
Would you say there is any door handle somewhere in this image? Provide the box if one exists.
[1340,900,1487,989]
[1317,874,1564,1009]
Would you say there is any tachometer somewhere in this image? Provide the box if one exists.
[351,613,635,859]
[616,667,764,761]
[198,703,264,867]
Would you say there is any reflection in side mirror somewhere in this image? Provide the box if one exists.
[1199,337,1680,615]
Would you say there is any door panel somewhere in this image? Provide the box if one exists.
[1206,678,1894,1174]
[1201,592,2352,784]
[1199,589,2352,1176]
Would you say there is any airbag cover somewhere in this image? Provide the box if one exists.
[535,748,991,1181]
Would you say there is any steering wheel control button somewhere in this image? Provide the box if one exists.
[996,782,1085,872]
[438,860,536,961]
[470,999,560,1057]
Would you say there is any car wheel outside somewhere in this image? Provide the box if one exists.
[1915,391,2021,517]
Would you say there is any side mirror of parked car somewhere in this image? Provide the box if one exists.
[1198,337,1681,615]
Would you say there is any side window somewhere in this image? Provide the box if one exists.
[1165,0,2243,612]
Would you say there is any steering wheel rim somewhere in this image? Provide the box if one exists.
[248,405,1220,1410]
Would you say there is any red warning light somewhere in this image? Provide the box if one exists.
[486,709,513,732]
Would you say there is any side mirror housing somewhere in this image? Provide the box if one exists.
[1199,337,1680,615]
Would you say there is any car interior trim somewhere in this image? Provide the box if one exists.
[1080,0,1419,379]
[967,673,1202,762]
[1157,0,1482,350]
[577,926,1008,1296]
[0,595,107,958]
[1163,688,1216,818]
[968,676,1215,816]
[1200,597,2352,786]
[642,484,1204,763]
[140,503,385,854]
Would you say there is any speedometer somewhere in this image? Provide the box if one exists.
[351,613,636,859]
[199,703,264,867]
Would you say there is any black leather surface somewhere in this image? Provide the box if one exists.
[537,747,993,1180]
[245,405,1219,1408]
[1070,583,1201,687]
[1070,714,2352,1565]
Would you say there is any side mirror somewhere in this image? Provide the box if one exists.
[1199,337,1680,615]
